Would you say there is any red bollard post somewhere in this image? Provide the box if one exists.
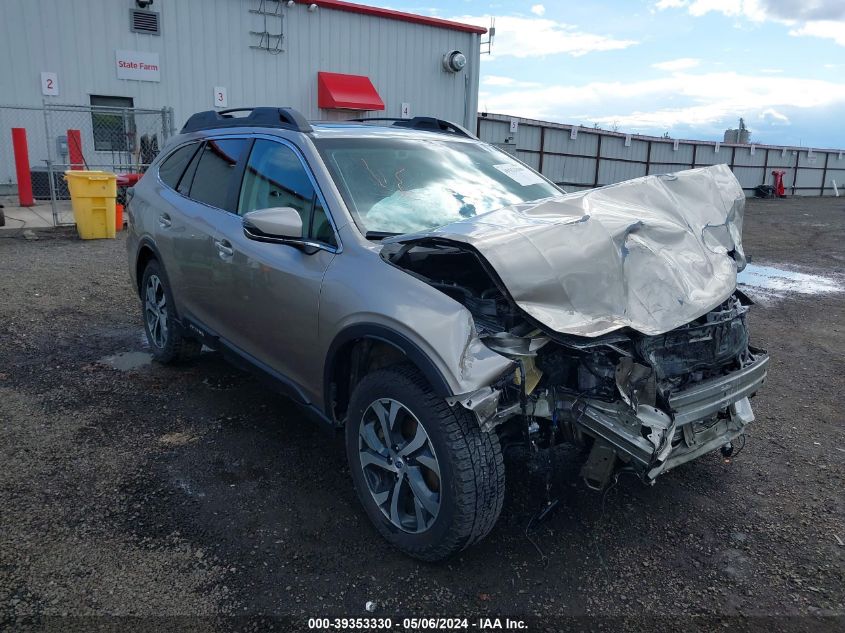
[11,128,34,207]
[67,129,84,170]
[772,170,786,197]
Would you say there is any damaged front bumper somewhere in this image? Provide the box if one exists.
[457,343,769,488]
[576,353,768,482]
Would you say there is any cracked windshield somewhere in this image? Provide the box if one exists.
[316,138,561,234]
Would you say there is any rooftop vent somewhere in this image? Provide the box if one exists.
[130,9,160,35]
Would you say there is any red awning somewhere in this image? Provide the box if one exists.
[318,72,385,111]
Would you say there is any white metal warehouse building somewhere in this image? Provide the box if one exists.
[0,0,484,192]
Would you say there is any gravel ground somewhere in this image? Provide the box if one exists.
[1,197,843,631]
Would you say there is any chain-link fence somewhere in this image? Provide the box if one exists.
[1,103,174,225]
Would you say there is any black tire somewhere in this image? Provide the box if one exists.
[140,259,201,364]
[345,365,505,561]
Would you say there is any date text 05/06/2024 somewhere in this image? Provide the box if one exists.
[307,617,528,630]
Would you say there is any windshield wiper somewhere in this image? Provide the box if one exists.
[365,231,401,240]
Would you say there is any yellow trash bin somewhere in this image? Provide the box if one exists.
[64,170,118,239]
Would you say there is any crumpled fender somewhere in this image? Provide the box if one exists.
[319,236,515,402]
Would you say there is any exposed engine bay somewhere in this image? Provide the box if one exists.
[381,237,769,490]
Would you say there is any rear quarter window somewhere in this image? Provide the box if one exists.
[189,138,250,210]
[158,143,199,190]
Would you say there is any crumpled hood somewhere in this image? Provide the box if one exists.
[386,164,746,337]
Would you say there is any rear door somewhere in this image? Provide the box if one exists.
[218,137,339,398]
[150,141,201,298]
[167,137,251,334]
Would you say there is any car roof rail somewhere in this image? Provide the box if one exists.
[181,107,313,134]
[350,116,476,139]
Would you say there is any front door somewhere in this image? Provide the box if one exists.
[218,138,339,400]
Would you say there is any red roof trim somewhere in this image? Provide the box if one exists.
[295,0,487,34]
[318,72,385,111]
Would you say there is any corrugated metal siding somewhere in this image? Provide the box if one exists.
[0,0,479,129]
[561,157,596,186]
[829,154,845,169]
[648,163,685,175]
[733,147,765,166]
[693,145,727,166]
[797,151,823,168]
[543,128,599,156]
[477,118,509,144]
[794,163,824,188]
[515,151,540,171]
[767,150,796,168]
[649,141,693,165]
[598,160,646,185]
[733,167,765,188]
[478,113,845,197]
[601,136,648,162]
[515,124,541,151]
[826,169,845,190]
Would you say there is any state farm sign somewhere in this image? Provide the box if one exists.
[115,50,160,82]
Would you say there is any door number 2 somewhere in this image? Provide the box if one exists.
[41,72,59,96]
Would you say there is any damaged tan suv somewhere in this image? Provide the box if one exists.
[127,108,769,561]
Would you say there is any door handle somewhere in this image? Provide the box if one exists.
[214,238,234,259]
[158,213,171,228]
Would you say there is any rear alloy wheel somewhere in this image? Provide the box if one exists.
[140,260,201,364]
[145,273,169,349]
[346,365,505,561]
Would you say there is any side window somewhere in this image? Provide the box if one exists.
[177,143,203,196]
[310,199,336,245]
[239,139,335,246]
[158,143,198,190]
[188,138,249,210]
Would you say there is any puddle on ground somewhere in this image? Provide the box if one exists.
[98,351,154,371]
[737,264,843,300]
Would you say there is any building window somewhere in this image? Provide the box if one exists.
[90,95,135,151]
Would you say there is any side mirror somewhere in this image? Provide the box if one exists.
[243,207,302,240]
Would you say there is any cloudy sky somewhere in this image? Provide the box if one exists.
[393,0,845,147]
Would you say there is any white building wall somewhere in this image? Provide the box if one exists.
[0,0,480,151]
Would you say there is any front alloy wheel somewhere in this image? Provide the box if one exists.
[345,365,505,561]
[358,398,441,533]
